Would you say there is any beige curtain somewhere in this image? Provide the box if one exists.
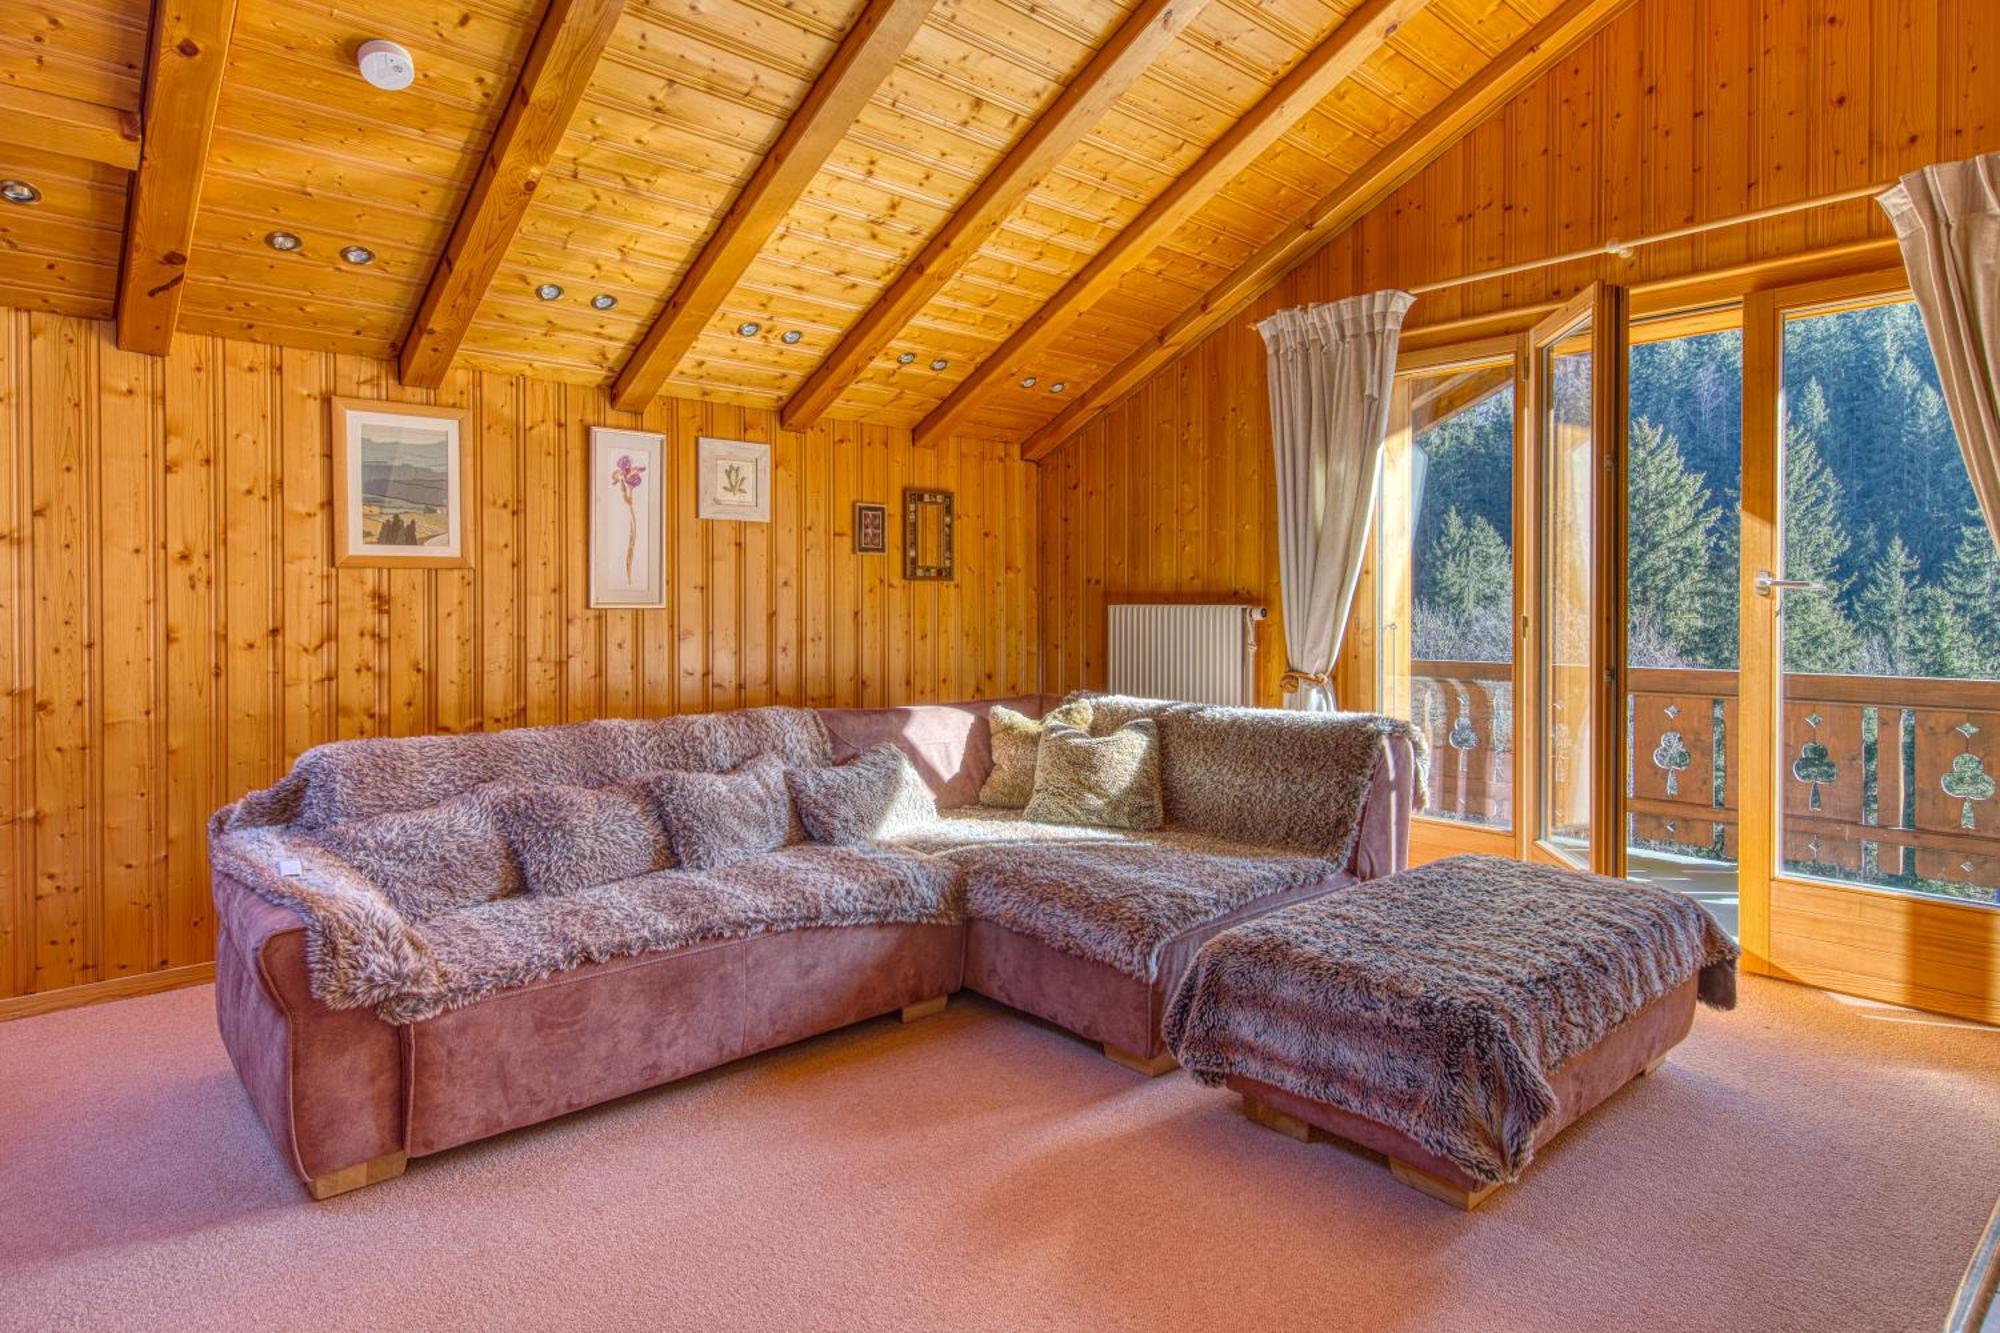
[1878,152,2000,550]
[1256,290,1414,711]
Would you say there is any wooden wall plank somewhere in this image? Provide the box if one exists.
[0,311,1038,1005]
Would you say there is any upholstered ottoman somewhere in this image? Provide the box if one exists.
[1163,854,1739,1209]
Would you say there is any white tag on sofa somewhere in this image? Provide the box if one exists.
[277,858,305,878]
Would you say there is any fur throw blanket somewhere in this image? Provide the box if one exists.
[212,819,960,1024]
[1064,693,1427,862]
[1163,854,1739,1186]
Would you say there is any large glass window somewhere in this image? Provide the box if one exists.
[1378,360,1515,829]
[1777,298,1999,906]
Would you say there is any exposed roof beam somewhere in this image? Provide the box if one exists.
[778,0,1213,432]
[1019,0,1636,462]
[399,0,626,387]
[0,86,141,170]
[914,0,1430,448]
[115,0,239,355]
[610,0,936,413]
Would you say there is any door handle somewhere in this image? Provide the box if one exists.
[1754,570,1825,598]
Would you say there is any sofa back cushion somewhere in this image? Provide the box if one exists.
[978,700,1093,808]
[317,784,522,921]
[787,745,939,844]
[1068,692,1420,857]
[818,695,1056,809]
[1022,719,1165,831]
[496,780,676,897]
[229,707,833,830]
[640,754,794,870]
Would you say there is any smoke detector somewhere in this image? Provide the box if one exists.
[356,40,416,91]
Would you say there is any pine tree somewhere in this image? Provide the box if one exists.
[1915,587,1981,679]
[1780,427,1861,673]
[1625,418,1721,667]
[1941,521,2000,678]
[1856,535,1922,675]
[1426,507,1511,615]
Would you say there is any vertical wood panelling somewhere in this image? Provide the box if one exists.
[1037,0,2000,708]
[0,313,1038,1004]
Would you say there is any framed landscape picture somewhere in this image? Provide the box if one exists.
[696,437,771,523]
[589,427,667,609]
[331,398,469,568]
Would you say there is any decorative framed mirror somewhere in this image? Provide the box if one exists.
[903,488,954,581]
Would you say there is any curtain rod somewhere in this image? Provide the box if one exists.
[1405,180,1900,298]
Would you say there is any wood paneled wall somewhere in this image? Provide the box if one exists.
[0,311,1038,1003]
[1038,0,1999,704]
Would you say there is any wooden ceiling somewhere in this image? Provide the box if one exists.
[0,0,1627,450]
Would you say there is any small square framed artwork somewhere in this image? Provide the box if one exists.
[696,437,771,523]
[853,502,887,554]
[330,397,470,568]
[903,488,954,581]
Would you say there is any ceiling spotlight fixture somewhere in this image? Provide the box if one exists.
[930,358,949,372]
[1019,375,1037,388]
[1049,382,1067,394]
[265,230,302,252]
[780,329,803,345]
[591,293,617,310]
[0,179,41,205]
[896,352,917,365]
[356,39,417,92]
[536,282,563,301]
[338,244,374,265]
[737,322,761,337]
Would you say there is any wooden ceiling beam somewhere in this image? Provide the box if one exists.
[1018,0,1636,462]
[779,0,1212,432]
[115,0,240,355]
[0,86,141,171]
[610,0,936,413]
[399,0,626,387]
[913,0,1430,448]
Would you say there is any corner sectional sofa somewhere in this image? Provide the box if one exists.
[211,695,1417,1199]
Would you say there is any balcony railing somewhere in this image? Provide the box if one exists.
[1408,659,2000,904]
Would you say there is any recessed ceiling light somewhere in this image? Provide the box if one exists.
[930,358,949,372]
[356,39,416,92]
[780,329,803,345]
[339,244,374,265]
[536,283,563,301]
[896,352,917,365]
[591,293,617,310]
[1049,382,1067,394]
[1019,375,1037,388]
[0,180,40,205]
[265,231,302,252]
[738,322,761,337]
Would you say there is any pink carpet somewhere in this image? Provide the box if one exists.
[1,975,1995,1332]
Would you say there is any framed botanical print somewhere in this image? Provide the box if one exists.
[853,502,887,554]
[696,437,771,523]
[589,427,666,609]
[331,397,470,568]
[904,488,954,581]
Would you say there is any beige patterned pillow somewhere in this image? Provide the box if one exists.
[979,700,1092,808]
[1021,718,1164,831]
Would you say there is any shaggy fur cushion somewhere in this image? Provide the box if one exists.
[1067,692,1426,859]
[1022,719,1163,830]
[978,701,1092,808]
[317,784,522,921]
[786,745,938,844]
[495,780,674,897]
[1163,854,1739,1186]
[640,754,793,870]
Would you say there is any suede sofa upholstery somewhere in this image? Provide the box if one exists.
[212,695,1415,1197]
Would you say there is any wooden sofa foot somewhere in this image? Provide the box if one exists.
[307,1151,407,1201]
[901,995,948,1023]
[1639,1053,1668,1076]
[1103,1043,1178,1077]
[1389,1159,1502,1211]
[1241,1095,1314,1142]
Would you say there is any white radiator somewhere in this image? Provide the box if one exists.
[1107,603,1267,706]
